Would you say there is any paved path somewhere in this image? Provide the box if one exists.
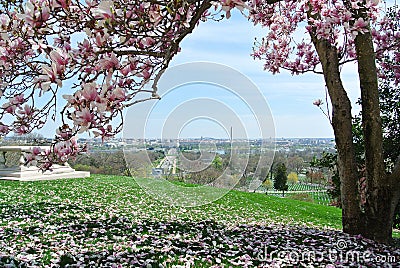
[157,148,178,174]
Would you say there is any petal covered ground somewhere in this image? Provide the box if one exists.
[0,176,399,267]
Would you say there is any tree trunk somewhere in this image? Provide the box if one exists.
[308,6,400,243]
[353,18,393,243]
[307,14,364,235]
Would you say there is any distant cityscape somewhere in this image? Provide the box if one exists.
[1,135,336,155]
[0,135,337,191]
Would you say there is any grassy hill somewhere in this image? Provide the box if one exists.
[0,175,398,267]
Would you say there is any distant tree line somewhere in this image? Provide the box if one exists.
[70,149,164,176]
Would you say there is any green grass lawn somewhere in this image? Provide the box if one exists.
[0,175,398,267]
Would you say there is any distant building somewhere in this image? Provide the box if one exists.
[152,168,164,176]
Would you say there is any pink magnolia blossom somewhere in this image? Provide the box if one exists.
[120,65,131,76]
[220,0,248,19]
[248,0,399,82]
[5,0,397,171]
[0,14,10,29]
[98,53,119,70]
[2,103,16,114]
[50,49,69,69]
[139,69,151,80]
[52,0,70,9]
[10,94,24,105]
[32,147,41,156]
[18,1,51,28]
[352,18,369,37]
[37,64,63,91]
[92,1,115,20]
[81,83,99,102]
[2,0,207,169]
[313,99,323,107]
[54,141,73,162]
[62,94,76,105]
[0,124,9,134]
[107,87,126,103]
[18,104,34,116]
[149,10,162,25]
[56,127,73,140]
[141,37,155,48]
[93,99,108,114]
[94,32,110,47]
[93,125,114,141]
[78,39,92,53]
[30,39,48,51]
[74,108,94,126]
[23,152,36,164]
[15,125,28,135]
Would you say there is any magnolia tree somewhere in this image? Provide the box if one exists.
[1,0,399,243]
[0,0,219,169]
[248,0,400,243]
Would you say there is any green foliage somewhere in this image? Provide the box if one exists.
[377,5,400,168]
[287,172,298,185]
[313,152,341,207]
[394,204,400,230]
[70,150,164,176]
[186,166,221,185]
[274,163,288,196]
[308,156,326,185]
[262,179,273,191]
[212,156,223,170]
[70,150,129,176]
[73,164,92,172]
[287,156,305,174]
[59,253,75,267]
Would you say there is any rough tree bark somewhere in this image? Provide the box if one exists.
[306,8,364,236]
[353,26,391,243]
[351,7,400,243]
[309,36,365,236]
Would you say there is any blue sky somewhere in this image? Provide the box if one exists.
[37,9,364,139]
[124,9,362,139]
[123,62,276,139]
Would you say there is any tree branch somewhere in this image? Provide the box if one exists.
[174,1,213,45]
[266,0,285,3]
[150,0,213,95]
[114,50,166,57]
